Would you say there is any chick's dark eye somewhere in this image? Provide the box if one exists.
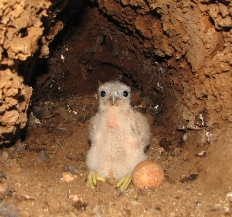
[100,90,106,97]
[122,91,129,97]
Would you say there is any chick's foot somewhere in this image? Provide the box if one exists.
[116,174,132,190]
[87,171,106,189]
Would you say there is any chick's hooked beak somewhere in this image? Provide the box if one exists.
[110,92,119,105]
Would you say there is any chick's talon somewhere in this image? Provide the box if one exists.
[86,171,105,189]
[116,174,132,190]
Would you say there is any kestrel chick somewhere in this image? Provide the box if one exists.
[86,81,151,190]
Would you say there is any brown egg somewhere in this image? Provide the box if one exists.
[132,160,164,188]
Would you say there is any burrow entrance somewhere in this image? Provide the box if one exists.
[0,2,231,216]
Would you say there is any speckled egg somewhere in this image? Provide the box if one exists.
[132,160,164,188]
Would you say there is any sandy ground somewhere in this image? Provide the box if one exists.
[0,93,231,217]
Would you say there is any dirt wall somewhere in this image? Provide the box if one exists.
[97,0,232,130]
[94,0,232,186]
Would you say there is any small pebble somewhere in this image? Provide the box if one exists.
[226,192,232,198]
[196,151,206,158]
[62,172,76,183]
[37,150,50,162]
[226,192,232,202]
[0,170,7,180]
[180,174,198,183]
[67,165,79,174]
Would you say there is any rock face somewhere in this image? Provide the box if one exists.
[0,0,49,144]
[0,0,231,184]
[0,69,32,144]
[0,0,82,144]
[0,0,50,65]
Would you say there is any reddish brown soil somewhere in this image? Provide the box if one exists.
[0,92,231,217]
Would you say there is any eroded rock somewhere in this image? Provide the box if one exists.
[0,69,32,145]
